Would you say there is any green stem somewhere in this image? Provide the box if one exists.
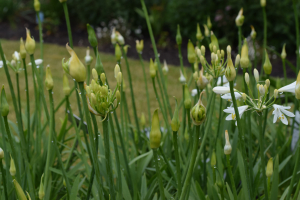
[238,26,242,54]
[182,85,186,137]
[262,74,270,135]
[138,54,151,124]
[109,116,122,199]
[48,90,71,193]
[282,59,288,105]
[78,82,103,199]
[62,2,73,48]
[122,46,141,145]
[178,44,184,73]
[173,131,182,196]
[258,113,269,200]
[0,40,35,199]
[179,125,200,200]
[22,59,30,148]
[87,64,91,84]
[261,7,267,76]
[293,179,300,200]
[3,116,21,182]
[229,81,251,200]
[16,73,23,129]
[226,155,237,200]
[140,0,172,118]
[0,160,8,200]
[153,148,165,200]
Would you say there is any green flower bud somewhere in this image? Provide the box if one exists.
[263,50,272,75]
[261,0,266,7]
[211,150,216,167]
[115,43,122,61]
[281,44,287,60]
[235,54,240,68]
[240,39,249,68]
[149,58,156,78]
[150,109,161,149]
[207,16,212,29]
[190,91,206,125]
[176,25,182,45]
[210,33,219,51]
[266,158,273,177]
[92,68,98,81]
[265,79,270,88]
[274,89,278,99]
[13,179,27,200]
[117,72,123,86]
[10,155,16,176]
[45,66,53,91]
[184,85,191,109]
[114,64,120,78]
[123,45,130,55]
[20,38,26,59]
[196,23,203,41]
[87,24,98,48]
[171,98,180,132]
[25,28,35,55]
[224,130,232,155]
[39,174,45,200]
[65,44,86,82]
[250,25,257,40]
[225,57,236,81]
[63,74,70,96]
[136,40,144,53]
[235,8,244,26]
[245,72,250,85]
[1,85,9,117]
[296,71,300,99]
[34,0,40,12]
[203,24,209,37]
[95,52,104,75]
[140,113,146,127]
[254,68,259,82]
[0,147,4,159]
[100,73,106,85]
[187,40,196,64]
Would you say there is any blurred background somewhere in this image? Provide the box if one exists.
[0,0,298,75]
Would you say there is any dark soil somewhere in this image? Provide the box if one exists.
[0,19,297,79]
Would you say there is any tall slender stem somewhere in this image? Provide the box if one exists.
[261,7,267,76]
[153,148,165,200]
[22,59,30,148]
[226,155,237,200]
[258,113,269,199]
[62,2,73,48]
[282,59,288,105]
[179,125,200,200]
[78,82,103,199]
[0,160,8,200]
[238,26,242,54]
[138,54,151,124]
[87,64,91,84]
[16,73,23,129]
[173,131,182,196]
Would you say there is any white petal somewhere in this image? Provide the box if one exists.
[191,89,198,97]
[280,108,295,118]
[273,112,277,123]
[280,115,288,125]
[213,86,231,94]
[226,114,233,120]
[278,81,296,93]
[221,92,242,100]
[238,105,249,118]
[235,121,238,126]
[223,107,234,114]
[217,75,229,86]
[35,59,43,65]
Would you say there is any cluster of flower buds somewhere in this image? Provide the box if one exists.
[85,65,122,118]
[111,28,125,45]
[7,51,22,73]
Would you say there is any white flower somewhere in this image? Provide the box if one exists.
[179,70,186,84]
[116,31,125,45]
[278,81,296,94]
[162,60,168,75]
[12,51,20,61]
[221,92,242,101]
[272,104,295,125]
[0,61,3,68]
[213,86,230,94]
[224,105,248,126]
[217,75,228,86]
[191,89,198,97]
[85,48,93,65]
[28,59,43,67]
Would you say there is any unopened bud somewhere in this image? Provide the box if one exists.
[225,57,236,81]
[117,72,123,86]
[114,64,120,78]
[149,59,156,78]
[87,24,98,47]
[196,23,203,41]
[92,68,98,81]
[171,98,180,132]
[190,91,206,125]
[261,0,266,7]
[13,179,27,200]
[184,85,192,109]
[136,40,144,53]
[263,50,272,75]
[254,69,259,82]
[265,79,270,88]
[242,93,247,101]
[150,109,161,149]
[140,113,146,127]
[227,45,231,55]
[100,73,106,85]
[221,50,225,59]
[39,174,45,200]
[10,156,16,176]
[197,68,209,89]
[259,85,265,96]
[274,89,278,99]
[85,47,93,65]
[266,158,273,177]
[45,66,54,90]
[179,70,186,84]
[1,85,9,117]
[235,8,244,26]
[0,148,4,159]
[116,31,125,45]
[25,28,36,55]
[245,72,249,85]
[240,39,249,68]
[250,25,257,40]
[176,25,182,45]
[163,60,169,75]
[65,43,86,82]
[201,45,205,56]
[207,16,212,29]
[116,90,121,104]
[34,0,40,12]
[63,74,70,96]
[187,40,196,63]
[20,38,26,59]
[203,24,209,37]
[196,48,201,59]
[224,130,232,155]
[115,43,122,61]
[281,44,287,60]
[235,54,240,68]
